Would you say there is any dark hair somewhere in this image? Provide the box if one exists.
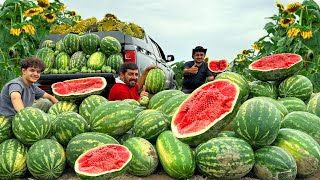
[20,57,46,71]
[120,62,138,73]
[192,46,207,57]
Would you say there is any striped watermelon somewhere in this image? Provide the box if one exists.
[133,109,169,141]
[69,51,87,70]
[79,95,108,123]
[66,132,119,167]
[0,115,12,143]
[106,53,123,73]
[171,79,240,146]
[12,107,52,146]
[100,36,121,56]
[148,89,184,110]
[54,52,70,69]
[216,130,237,137]
[55,39,65,52]
[53,111,89,146]
[139,96,149,106]
[249,53,303,81]
[234,98,281,147]
[249,80,278,99]
[48,101,78,116]
[123,137,158,176]
[195,137,254,179]
[282,111,320,143]
[36,47,55,68]
[278,75,313,101]
[156,131,195,179]
[278,97,306,112]
[80,33,100,55]
[27,139,66,179]
[63,33,80,54]
[306,93,320,117]
[41,40,56,49]
[254,146,297,180]
[255,96,289,119]
[273,128,320,177]
[123,99,140,108]
[159,94,189,115]
[74,144,132,179]
[87,51,107,70]
[215,71,249,102]
[0,139,28,179]
[90,101,136,137]
[145,68,166,94]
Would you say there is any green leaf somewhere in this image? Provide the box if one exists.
[0,24,20,52]
[277,37,287,47]
[264,22,275,34]
[303,30,320,56]
[307,9,320,23]
[303,0,320,10]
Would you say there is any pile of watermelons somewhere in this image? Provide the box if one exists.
[1,53,320,179]
[36,33,123,74]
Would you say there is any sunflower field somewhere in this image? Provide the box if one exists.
[231,0,320,92]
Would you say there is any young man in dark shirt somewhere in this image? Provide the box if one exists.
[182,46,214,93]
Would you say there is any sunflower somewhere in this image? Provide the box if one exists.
[227,63,231,70]
[97,17,118,31]
[235,56,246,63]
[23,7,43,17]
[204,57,209,63]
[279,17,295,28]
[286,2,302,13]
[70,17,97,33]
[41,12,56,23]
[301,30,312,39]
[10,27,22,36]
[50,24,72,34]
[241,50,250,55]
[57,5,66,11]
[37,0,50,9]
[287,27,301,38]
[69,11,77,16]
[276,1,284,11]
[251,42,264,51]
[21,24,36,35]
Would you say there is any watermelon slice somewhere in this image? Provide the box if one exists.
[249,53,303,81]
[208,59,228,73]
[171,79,240,146]
[74,144,132,179]
[52,77,107,101]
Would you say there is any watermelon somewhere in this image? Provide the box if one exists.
[36,47,55,68]
[90,101,136,137]
[233,98,281,147]
[100,36,121,56]
[123,99,140,108]
[255,96,289,119]
[27,139,66,179]
[55,39,65,52]
[145,68,166,94]
[215,71,249,102]
[41,40,56,49]
[48,101,78,115]
[281,111,320,143]
[51,77,107,101]
[80,33,100,55]
[69,51,87,70]
[87,51,107,70]
[156,131,195,179]
[139,96,149,106]
[249,80,278,99]
[216,130,237,137]
[248,53,303,81]
[278,97,306,112]
[159,94,189,115]
[123,137,158,176]
[278,75,313,101]
[79,95,108,122]
[148,89,184,110]
[55,52,70,69]
[208,59,228,73]
[63,33,80,54]
[106,53,123,73]
[12,107,52,146]
[195,137,254,179]
[133,109,169,141]
[74,144,132,179]
[53,111,89,146]
[0,139,28,179]
[171,79,240,146]
[254,146,297,180]
[306,93,320,117]
[66,132,119,168]
[0,115,12,143]
[273,128,320,177]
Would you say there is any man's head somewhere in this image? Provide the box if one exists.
[119,62,139,88]
[20,57,46,83]
[192,46,207,64]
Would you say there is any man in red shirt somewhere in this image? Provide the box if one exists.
[108,62,157,101]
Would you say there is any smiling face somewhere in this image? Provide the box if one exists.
[120,69,139,88]
[193,51,205,64]
[22,67,42,86]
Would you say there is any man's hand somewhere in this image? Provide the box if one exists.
[140,85,149,97]
[189,64,198,74]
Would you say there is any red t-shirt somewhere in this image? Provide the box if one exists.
[108,83,140,101]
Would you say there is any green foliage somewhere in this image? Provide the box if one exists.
[171,61,185,89]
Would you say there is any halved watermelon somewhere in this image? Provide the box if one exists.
[52,77,107,101]
[171,79,240,146]
[208,59,228,73]
[74,144,132,179]
[249,53,303,81]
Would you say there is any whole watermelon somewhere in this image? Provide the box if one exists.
[36,47,55,68]
[87,51,107,70]
[69,51,87,70]
[0,115,12,143]
[55,52,70,70]
[80,33,100,55]
[106,53,123,73]
[100,36,121,56]
[79,95,108,123]
[145,68,166,94]
[63,33,80,54]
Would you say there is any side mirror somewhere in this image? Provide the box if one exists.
[167,55,175,62]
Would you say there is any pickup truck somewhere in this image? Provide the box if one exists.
[36,31,178,97]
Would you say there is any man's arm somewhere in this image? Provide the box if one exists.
[42,92,59,104]
[10,92,24,112]
[183,64,198,76]
[207,76,215,81]
[137,65,158,91]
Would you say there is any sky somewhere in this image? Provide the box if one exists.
[1,0,320,62]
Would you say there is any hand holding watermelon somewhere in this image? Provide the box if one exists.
[140,85,149,97]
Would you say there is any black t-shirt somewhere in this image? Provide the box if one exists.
[182,61,213,90]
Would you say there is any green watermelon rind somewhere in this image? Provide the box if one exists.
[278,75,313,101]
[145,68,166,94]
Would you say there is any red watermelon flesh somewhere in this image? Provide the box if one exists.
[172,80,238,137]
[208,59,228,72]
[250,54,301,70]
[76,144,131,174]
